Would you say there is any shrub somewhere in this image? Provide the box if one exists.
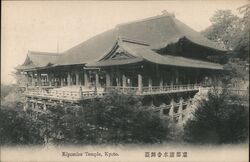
[0,106,44,145]
[183,88,249,144]
[78,91,170,144]
[0,91,170,145]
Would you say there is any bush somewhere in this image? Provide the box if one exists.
[77,91,169,144]
[183,88,249,144]
[0,106,44,145]
[0,92,170,145]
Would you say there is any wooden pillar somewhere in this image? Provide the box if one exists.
[95,73,99,87]
[31,72,35,86]
[84,71,88,87]
[43,101,47,111]
[116,77,120,87]
[75,72,79,86]
[178,98,183,124]
[79,72,83,86]
[122,74,126,93]
[60,75,64,87]
[148,77,152,92]
[79,86,83,99]
[35,101,38,109]
[122,75,126,88]
[169,99,174,117]
[37,72,41,88]
[67,72,71,86]
[175,70,179,84]
[159,77,163,91]
[48,73,52,86]
[23,98,28,111]
[159,102,166,117]
[26,72,31,86]
[137,74,142,94]
[106,73,111,87]
[31,102,35,109]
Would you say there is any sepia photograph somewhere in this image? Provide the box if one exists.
[1,1,249,162]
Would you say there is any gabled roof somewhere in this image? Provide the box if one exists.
[16,51,60,70]
[56,14,226,66]
[20,14,226,70]
[116,14,225,50]
[56,29,118,65]
[87,40,224,70]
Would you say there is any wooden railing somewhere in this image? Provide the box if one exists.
[226,89,249,97]
[25,88,105,101]
[105,86,139,94]
[25,84,204,101]
[141,84,202,94]
[106,84,202,95]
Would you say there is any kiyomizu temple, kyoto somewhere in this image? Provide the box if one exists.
[16,13,227,124]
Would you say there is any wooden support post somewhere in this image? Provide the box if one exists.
[122,75,126,93]
[31,102,35,109]
[175,70,179,84]
[67,72,71,86]
[60,76,64,87]
[160,77,163,91]
[137,74,142,94]
[43,101,47,111]
[35,101,38,109]
[23,98,28,111]
[148,77,152,92]
[79,86,83,99]
[95,73,99,87]
[84,71,88,87]
[37,72,41,89]
[79,72,83,86]
[159,102,166,117]
[106,73,111,87]
[31,72,35,86]
[178,98,183,125]
[116,77,120,87]
[75,72,79,86]
[48,73,52,87]
[169,99,174,117]
[171,81,174,90]
[122,75,126,89]
[25,84,28,92]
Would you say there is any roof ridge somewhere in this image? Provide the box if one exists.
[119,37,149,46]
[62,28,117,54]
[116,14,172,27]
[28,50,61,56]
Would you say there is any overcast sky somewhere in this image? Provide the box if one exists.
[1,0,248,84]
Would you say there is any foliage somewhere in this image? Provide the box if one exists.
[183,88,249,144]
[201,5,250,60]
[0,92,170,145]
[1,84,15,100]
[77,91,169,144]
[1,84,24,108]
[0,106,44,145]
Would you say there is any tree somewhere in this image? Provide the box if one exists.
[79,91,170,144]
[0,106,44,145]
[183,88,249,144]
[201,7,249,60]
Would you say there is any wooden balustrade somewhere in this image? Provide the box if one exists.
[227,89,249,97]
[25,83,204,101]
[25,88,106,101]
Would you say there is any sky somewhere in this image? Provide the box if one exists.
[1,0,248,84]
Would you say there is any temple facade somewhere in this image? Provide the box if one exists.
[17,14,226,124]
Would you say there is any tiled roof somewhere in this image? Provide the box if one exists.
[87,40,224,70]
[16,51,60,70]
[20,14,226,70]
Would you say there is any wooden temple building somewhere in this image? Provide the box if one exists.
[17,13,226,124]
